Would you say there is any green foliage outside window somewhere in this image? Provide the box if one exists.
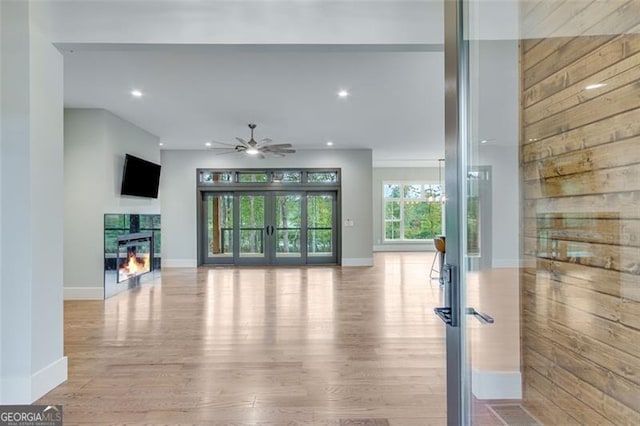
[383,183,443,241]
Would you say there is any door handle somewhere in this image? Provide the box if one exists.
[434,264,458,327]
[466,307,494,324]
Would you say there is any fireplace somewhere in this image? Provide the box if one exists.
[117,232,153,282]
[104,214,161,298]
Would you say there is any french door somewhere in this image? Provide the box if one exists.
[202,191,337,266]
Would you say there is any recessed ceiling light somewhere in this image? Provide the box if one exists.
[480,139,488,144]
[131,89,143,98]
[158,143,163,146]
[326,141,334,146]
[205,142,212,147]
[585,83,606,90]
[338,89,349,98]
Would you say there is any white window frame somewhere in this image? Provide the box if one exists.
[382,181,445,242]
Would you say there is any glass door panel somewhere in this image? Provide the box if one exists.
[458,6,525,424]
[442,1,638,425]
[203,193,234,263]
[307,193,336,263]
[237,194,266,260]
[202,190,338,266]
[274,193,303,261]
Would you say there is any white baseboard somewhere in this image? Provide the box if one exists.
[472,369,522,400]
[64,287,103,300]
[342,257,374,267]
[0,357,68,404]
[31,357,68,402]
[162,258,197,268]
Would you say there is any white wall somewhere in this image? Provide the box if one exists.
[64,110,107,298]
[63,109,160,299]
[372,167,440,251]
[160,149,373,266]
[475,40,520,268]
[0,0,67,403]
[103,111,162,213]
[0,0,4,392]
[478,146,519,267]
[29,23,65,381]
[469,39,521,399]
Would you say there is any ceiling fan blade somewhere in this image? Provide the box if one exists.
[209,140,237,148]
[270,149,296,154]
[263,143,292,149]
[258,153,266,159]
[215,150,241,156]
[259,138,272,144]
[235,137,249,146]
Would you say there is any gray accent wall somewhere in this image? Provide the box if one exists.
[160,149,373,266]
[372,167,440,251]
[64,109,160,298]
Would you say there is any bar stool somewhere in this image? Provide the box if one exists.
[429,236,446,285]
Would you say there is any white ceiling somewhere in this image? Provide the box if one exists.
[63,47,445,162]
[52,0,639,163]
[49,1,447,162]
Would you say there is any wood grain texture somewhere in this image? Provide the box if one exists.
[36,253,457,425]
[520,5,640,422]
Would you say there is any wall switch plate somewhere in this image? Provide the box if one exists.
[344,219,354,227]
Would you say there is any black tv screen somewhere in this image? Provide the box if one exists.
[120,154,161,198]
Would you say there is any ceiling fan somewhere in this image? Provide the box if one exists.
[208,123,296,158]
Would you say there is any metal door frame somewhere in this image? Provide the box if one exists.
[443,0,468,424]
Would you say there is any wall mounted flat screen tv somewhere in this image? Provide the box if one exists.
[120,154,161,198]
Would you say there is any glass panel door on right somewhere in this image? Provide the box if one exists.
[306,193,337,264]
[236,193,267,263]
[449,1,640,425]
[274,193,303,264]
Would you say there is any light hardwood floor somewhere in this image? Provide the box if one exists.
[37,253,503,425]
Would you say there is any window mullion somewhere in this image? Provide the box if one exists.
[399,196,405,241]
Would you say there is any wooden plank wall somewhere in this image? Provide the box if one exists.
[520,1,640,424]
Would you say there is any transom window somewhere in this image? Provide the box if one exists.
[383,182,444,241]
[199,169,339,185]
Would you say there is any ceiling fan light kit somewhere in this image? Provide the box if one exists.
[208,123,296,158]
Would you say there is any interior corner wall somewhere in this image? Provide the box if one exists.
[160,149,373,267]
[1,0,66,403]
[63,109,160,299]
[372,166,440,251]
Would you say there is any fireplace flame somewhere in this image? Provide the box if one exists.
[119,252,150,281]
